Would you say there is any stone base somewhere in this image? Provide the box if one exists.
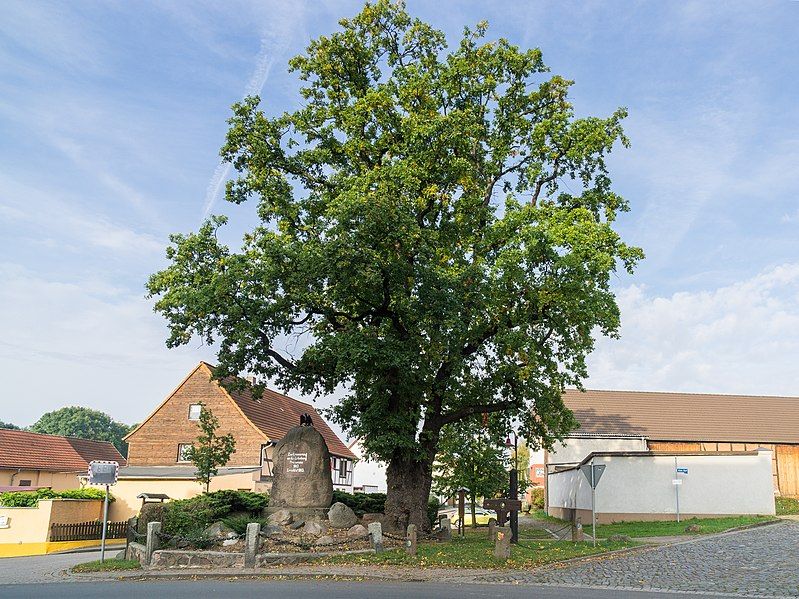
[264,506,330,521]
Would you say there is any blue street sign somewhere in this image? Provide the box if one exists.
[676,467,689,475]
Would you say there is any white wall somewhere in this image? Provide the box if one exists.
[548,449,775,519]
[349,440,387,493]
[548,436,648,465]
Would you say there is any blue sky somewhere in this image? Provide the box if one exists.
[1,1,798,431]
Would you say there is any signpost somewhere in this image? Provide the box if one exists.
[580,461,606,546]
[674,458,687,522]
[483,498,522,544]
[87,460,119,563]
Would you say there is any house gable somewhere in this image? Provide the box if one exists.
[126,363,267,467]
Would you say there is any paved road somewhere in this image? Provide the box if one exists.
[486,521,799,597]
[0,550,105,585]
[0,580,716,599]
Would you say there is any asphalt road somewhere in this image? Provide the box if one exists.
[0,581,711,599]
[0,550,106,584]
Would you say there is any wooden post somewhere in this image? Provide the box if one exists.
[244,522,260,568]
[145,521,161,566]
[494,526,511,560]
[405,524,417,556]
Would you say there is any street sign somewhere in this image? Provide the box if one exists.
[580,464,606,488]
[676,467,689,475]
[672,479,683,485]
[88,461,119,486]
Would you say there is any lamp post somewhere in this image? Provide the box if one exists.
[505,432,519,544]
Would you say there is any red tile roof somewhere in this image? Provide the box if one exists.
[563,388,799,445]
[0,429,126,472]
[208,364,356,460]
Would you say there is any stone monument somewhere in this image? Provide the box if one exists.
[267,414,333,519]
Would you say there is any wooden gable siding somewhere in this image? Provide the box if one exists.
[648,440,798,497]
[126,364,266,467]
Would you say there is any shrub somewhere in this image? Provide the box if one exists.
[427,497,441,528]
[529,487,545,510]
[332,490,386,516]
[0,488,113,507]
[160,490,268,536]
[220,514,271,535]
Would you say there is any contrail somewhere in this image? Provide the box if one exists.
[201,37,276,219]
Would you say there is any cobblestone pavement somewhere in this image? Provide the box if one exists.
[0,550,105,584]
[482,521,799,597]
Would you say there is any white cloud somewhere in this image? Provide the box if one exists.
[0,264,208,426]
[588,263,799,396]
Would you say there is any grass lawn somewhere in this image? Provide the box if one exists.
[322,529,633,569]
[534,509,775,538]
[71,559,142,573]
[776,497,799,515]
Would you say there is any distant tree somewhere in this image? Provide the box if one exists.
[0,421,20,430]
[433,419,508,527]
[186,403,236,493]
[30,407,133,456]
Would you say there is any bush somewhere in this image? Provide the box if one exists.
[161,490,268,536]
[0,488,112,507]
[220,514,272,535]
[529,487,545,510]
[427,497,441,528]
[332,490,386,516]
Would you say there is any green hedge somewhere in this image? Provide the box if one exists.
[160,490,268,536]
[332,490,441,528]
[0,487,111,507]
[529,487,545,510]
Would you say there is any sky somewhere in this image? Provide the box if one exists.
[1,0,798,435]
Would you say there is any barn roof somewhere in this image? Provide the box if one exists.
[0,428,126,472]
[563,388,799,445]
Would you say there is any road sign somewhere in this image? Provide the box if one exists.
[676,467,689,475]
[580,464,606,488]
[672,479,683,485]
[88,461,119,486]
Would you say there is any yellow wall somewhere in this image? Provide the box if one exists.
[0,469,81,491]
[0,499,106,557]
[110,471,267,520]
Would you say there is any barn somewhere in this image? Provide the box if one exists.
[552,389,799,497]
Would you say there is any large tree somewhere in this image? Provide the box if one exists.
[147,1,641,530]
[30,407,133,456]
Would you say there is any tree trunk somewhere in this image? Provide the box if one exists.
[384,455,435,533]
[470,492,477,528]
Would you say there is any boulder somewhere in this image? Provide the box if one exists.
[361,513,384,525]
[328,502,358,529]
[315,535,336,546]
[347,524,368,539]
[303,521,326,537]
[269,424,333,509]
[267,509,293,526]
[205,521,235,539]
[263,524,282,537]
[222,538,240,547]
[289,520,306,530]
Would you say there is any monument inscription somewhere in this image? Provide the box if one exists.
[286,451,309,475]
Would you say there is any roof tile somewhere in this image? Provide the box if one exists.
[0,429,126,472]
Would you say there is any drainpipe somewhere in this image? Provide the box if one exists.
[9,468,21,486]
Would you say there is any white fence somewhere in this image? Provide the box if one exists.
[547,449,775,523]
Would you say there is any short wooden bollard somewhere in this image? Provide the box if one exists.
[405,524,417,556]
[488,517,497,542]
[368,521,384,553]
[494,526,511,560]
[145,521,161,565]
[245,522,260,568]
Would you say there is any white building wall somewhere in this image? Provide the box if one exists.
[348,440,387,493]
[548,436,648,465]
[548,449,775,520]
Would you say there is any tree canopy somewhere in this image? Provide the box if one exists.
[30,407,133,456]
[0,421,20,430]
[147,0,641,529]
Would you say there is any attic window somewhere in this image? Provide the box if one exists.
[188,404,202,421]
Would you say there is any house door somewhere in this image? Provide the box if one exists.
[776,445,799,496]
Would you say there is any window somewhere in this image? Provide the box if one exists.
[338,459,349,478]
[177,443,193,462]
[188,404,202,421]
[18,480,31,487]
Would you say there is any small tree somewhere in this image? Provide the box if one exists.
[433,420,508,527]
[186,403,236,493]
